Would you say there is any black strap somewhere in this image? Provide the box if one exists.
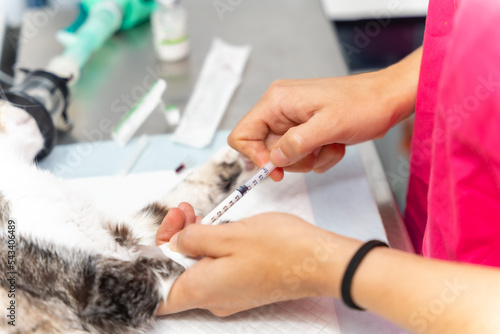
[341,240,389,311]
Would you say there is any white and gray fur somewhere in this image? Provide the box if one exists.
[0,102,254,333]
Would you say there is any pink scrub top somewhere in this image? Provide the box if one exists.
[405,0,500,266]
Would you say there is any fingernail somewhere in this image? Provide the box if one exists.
[270,147,290,166]
[169,233,179,251]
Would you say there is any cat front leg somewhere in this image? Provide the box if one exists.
[123,146,255,246]
[80,253,183,333]
[161,146,256,217]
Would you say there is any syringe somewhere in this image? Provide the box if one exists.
[158,161,276,270]
[200,161,276,225]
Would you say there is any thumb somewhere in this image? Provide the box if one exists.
[156,208,186,245]
[169,224,231,258]
[270,114,336,167]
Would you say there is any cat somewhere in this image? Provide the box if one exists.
[0,101,255,333]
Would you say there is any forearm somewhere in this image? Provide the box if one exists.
[378,46,422,127]
[160,211,500,333]
[321,237,500,333]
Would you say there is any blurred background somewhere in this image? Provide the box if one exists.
[322,0,428,210]
[0,0,428,211]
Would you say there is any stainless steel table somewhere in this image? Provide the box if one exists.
[18,1,413,333]
[17,0,349,144]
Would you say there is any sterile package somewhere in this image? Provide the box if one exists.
[172,38,251,148]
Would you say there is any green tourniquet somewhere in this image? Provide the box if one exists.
[63,0,156,70]
[81,0,156,30]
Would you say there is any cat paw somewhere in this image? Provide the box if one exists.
[208,147,256,192]
[0,102,45,162]
[162,147,256,217]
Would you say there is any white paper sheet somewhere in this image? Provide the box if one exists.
[68,171,340,334]
[155,297,339,334]
[173,38,251,148]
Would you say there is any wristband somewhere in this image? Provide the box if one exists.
[341,240,389,311]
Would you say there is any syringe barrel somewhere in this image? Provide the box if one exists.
[200,189,243,225]
[200,162,276,225]
[242,162,276,192]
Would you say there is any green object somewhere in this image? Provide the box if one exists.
[161,35,188,45]
[60,0,156,70]
[80,0,156,30]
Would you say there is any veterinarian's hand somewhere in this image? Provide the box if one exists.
[228,48,422,181]
[155,211,362,316]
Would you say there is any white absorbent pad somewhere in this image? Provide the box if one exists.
[68,171,340,334]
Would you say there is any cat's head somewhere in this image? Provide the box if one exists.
[0,101,45,162]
